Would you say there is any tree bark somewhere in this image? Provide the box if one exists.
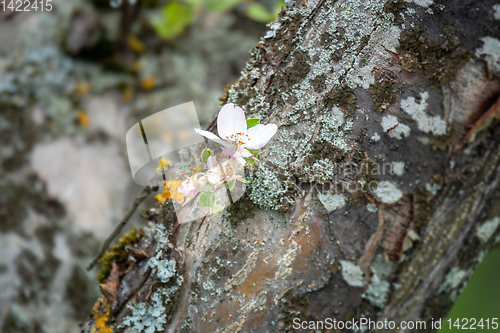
[83,0,500,332]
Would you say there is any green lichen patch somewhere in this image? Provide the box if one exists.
[331,26,346,42]
[121,285,180,333]
[476,217,500,244]
[321,27,349,62]
[364,254,395,308]
[340,260,364,287]
[397,26,470,86]
[368,70,397,113]
[299,142,349,184]
[97,227,144,283]
[438,267,469,295]
[383,0,407,25]
[323,84,357,115]
[248,166,291,210]
[302,158,337,184]
[244,100,354,209]
[223,1,400,210]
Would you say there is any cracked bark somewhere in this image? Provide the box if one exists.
[83,0,500,332]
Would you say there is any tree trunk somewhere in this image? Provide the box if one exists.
[83,0,500,332]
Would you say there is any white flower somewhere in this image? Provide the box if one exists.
[178,176,196,197]
[194,103,278,165]
[206,155,217,169]
[205,156,222,184]
[193,173,208,190]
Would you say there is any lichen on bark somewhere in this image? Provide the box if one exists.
[81,0,500,332]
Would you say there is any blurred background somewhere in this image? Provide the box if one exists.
[0,0,497,332]
[0,0,282,331]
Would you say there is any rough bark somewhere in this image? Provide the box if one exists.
[83,0,500,332]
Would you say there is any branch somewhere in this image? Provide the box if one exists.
[87,185,156,271]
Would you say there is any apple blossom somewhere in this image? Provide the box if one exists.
[194,103,278,165]
[178,176,196,197]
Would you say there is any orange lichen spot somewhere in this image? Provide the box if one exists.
[155,179,185,203]
[156,158,173,173]
[128,35,145,54]
[155,188,170,203]
[218,86,230,105]
[123,86,134,103]
[75,82,92,95]
[91,298,113,333]
[77,110,91,127]
[140,76,156,90]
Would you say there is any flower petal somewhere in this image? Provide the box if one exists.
[222,147,242,157]
[240,148,254,158]
[178,178,196,197]
[206,156,217,169]
[207,169,222,184]
[194,128,230,148]
[217,103,247,140]
[244,124,278,150]
[236,156,247,166]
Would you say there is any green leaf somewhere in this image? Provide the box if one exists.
[248,149,259,157]
[236,177,250,184]
[246,1,285,23]
[226,178,236,190]
[246,118,260,129]
[184,0,205,6]
[244,158,255,166]
[199,191,216,208]
[246,3,272,23]
[212,204,225,214]
[151,3,195,40]
[243,149,258,166]
[203,0,241,12]
[201,149,212,163]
